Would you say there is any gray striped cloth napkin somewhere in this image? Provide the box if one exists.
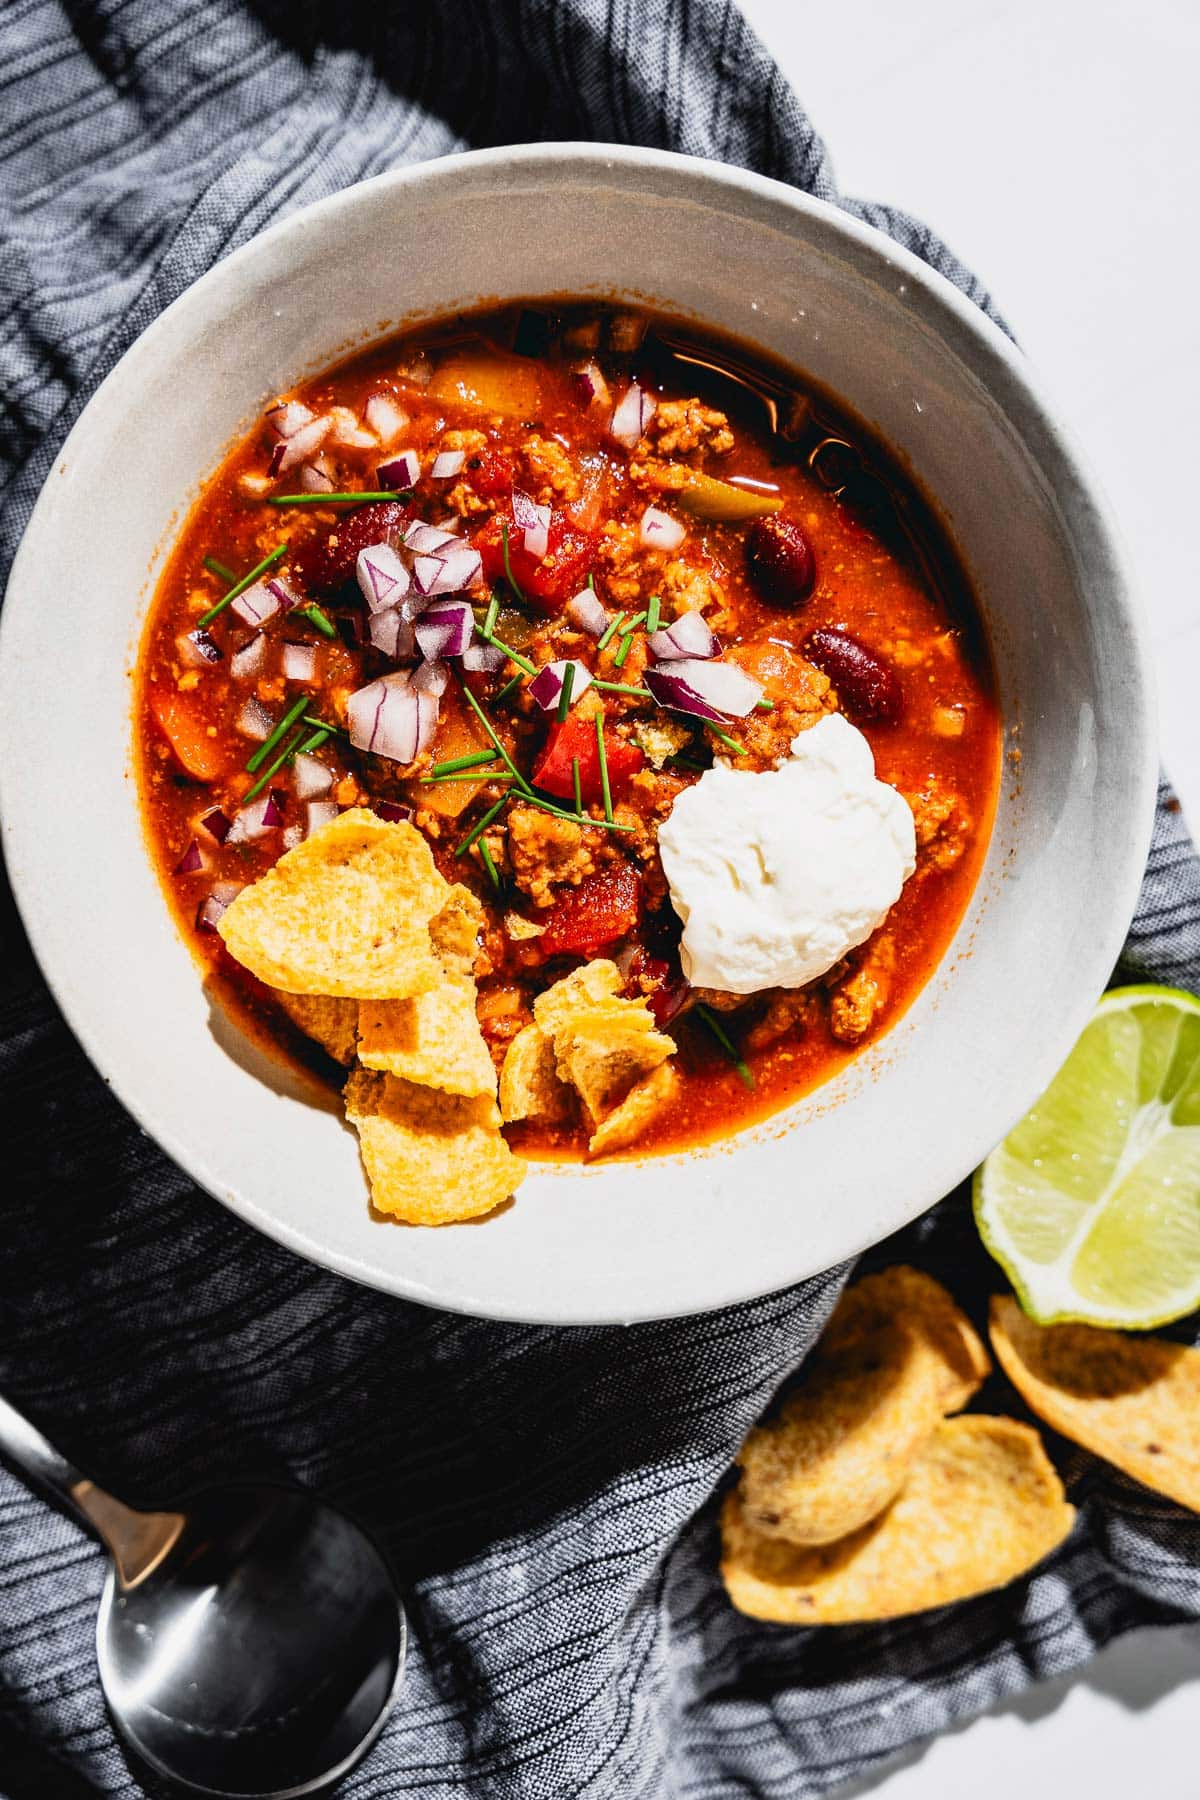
[2,3,1199,1795]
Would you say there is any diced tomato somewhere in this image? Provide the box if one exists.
[465,450,515,498]
[531,711,644,804]
[292,499,415,594]
[626,946,690,1026]
[475,508,597,614]
[150,688,228,782]
[538,864,642,958]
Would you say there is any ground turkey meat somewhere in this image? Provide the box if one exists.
[829,936,895,1043]
[905,777,971,871]
[609,767,687,906]
[660,555,735,631]
[745,989,820,1052]
[723,638,836,767]
[521,435,580,505]
[507,806,599,907]
[442,428,497,516]
[640,397,735,458]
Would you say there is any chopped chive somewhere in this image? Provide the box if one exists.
[755,697,775,711]
[597,610,627,651]
[246,694,311,772]
[666,752,708,772]
[500,521,528,605]
[455,793,510,857]
[595,712,613,822]
[294,602,337,639]
[422,774,515,788]
[431,750,500,777]
[556,660,576,723]
[520,789,633,832]
[645,593,661,634]
[197,543,288,628]
[612,629,638,671]
[593,679,653,697]
[706,723,747,757]
[483,595,500,639]
[458,683,535,795]
[202,555,238,584]
[302,714,345,735]
[587,572,596,591]
[243,726,306,804]
[495,672,524,704]
[266,489,404,507]
[572,755,583,818]
[295,727,332,757]
[484,634,537,676]
[478,836,501,891]
[695,1004,755,1089]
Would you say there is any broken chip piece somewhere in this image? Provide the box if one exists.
[499,1022,574,1125]
[358,977,497,1099]
[531,959,624,1036]
[588,1061,678,1155]
[555,1004,675,1126]
[721,1414,1075,1624]
[429,883,485,979]
[990,1296,1200,1514]
[274,992,359,1066]
[344,1069,522,1224]
[738,1267,991,1545]
[218,809,447,997]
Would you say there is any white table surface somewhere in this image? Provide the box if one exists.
[737,0,1200,1792]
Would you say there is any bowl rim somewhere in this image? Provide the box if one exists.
[0,142,1158,1321]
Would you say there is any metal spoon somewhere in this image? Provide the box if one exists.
[0,1394,406,1797]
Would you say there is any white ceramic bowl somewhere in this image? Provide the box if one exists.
[0,145,1156,1324]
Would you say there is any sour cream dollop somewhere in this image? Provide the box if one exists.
[658,713,916,995]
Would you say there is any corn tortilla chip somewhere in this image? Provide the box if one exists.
[358,977,496,1098]
[430,883,484,978]
[722,1415,1074,1624]
[738,1267,990,1544]
[588,1060,678,1155]
[499,1023,574,1125]
[344,1069,522,1224]
[275,992,359,1066]
[990,1296,1200,1513]
[553,1004,675,1125]
[219,810,447,998]
[532,960,622,1037]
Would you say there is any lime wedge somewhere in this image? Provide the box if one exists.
[974,985,1200,1329]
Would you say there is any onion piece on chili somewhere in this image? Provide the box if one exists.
[411,657,450,696]
[227,788,285,843]
[328,405,376,449]
[373,799,414,824]
[305,799,340,836]
[431,450,466,479]
[608,381,655,449]
[266,400,314,440]
[293,753,333,800]
[356,542,410,613]
[461,642,506,673]
[413,543,482,598]
[347,671,438,764]
[177,628,222,668]
[298,460,335,494]
[196,882,242,933]
[645,657,763,721]
[364,392,408,445]
[264,577,299,612]
[236,696,276,741]
[282,643,318,684]
[231,580,281,628]
[229,634,267,683]
[528,658,594,712]
[638,506,686,552]
[512,489,551,560]
[173,838,206,875]
[403,520,458,554]
[197,806,232,844]
[573,361,611,412]
[415,600,473,661]
[565,588,609,637]
[368,608,415,661]
[282,824,304,851]
[268,414,332,476]
[646,609,718,661]
[378,449,420,489]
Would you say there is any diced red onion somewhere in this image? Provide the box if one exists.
[411,657,449,696]
[368,608,416,660]
[413,543,481,598]
[573,361,611,411]
[462,642,506,673]
[262,789,286,828]
[328,405,376,449]
[403,520,458,554]
[264,577,299,612]
[177,628,222,668]
[373,799,413,824]
[645,657,763,721]
[431,450,465,479]
[356,542,410,613]
[282,824,304,851]
[230,633,268,681]
[512,490,552,560]
[227,789,284,843]
[197,806,232,845]
[236,696,275,741]
[305,800,340,836]
[647,609,718,661]
[609,381,656,449]
[528,658,594,712]
[293,753,333,800]
[639,505,686,552]
[565,588,609,636]
[347,672,438,765]
[415,600,473,661]
[266,401,314,440]
[196,882,242,933]
[268,414,332,476]
[377,449,420,489]
[298,461,335,494]
[364,393,409,444]
[231,580,280,628]
[173,838,206,875]
[282,642,318,683]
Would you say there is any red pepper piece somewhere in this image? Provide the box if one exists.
[531,712,644,803]
[292,499,415,594]
[475,508,597,614]
[465,450,516,498]
[538,864,643,958]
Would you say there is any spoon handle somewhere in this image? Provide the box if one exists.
[0,1391,86,1505]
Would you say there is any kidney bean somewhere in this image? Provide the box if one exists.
[805,627,902,723]
[745,514,816,607]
